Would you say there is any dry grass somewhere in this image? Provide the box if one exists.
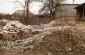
[23,27,85,55]
[1,26,85,55]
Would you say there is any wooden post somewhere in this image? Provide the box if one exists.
[83,5,85,20]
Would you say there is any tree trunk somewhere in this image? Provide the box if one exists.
[83,6,85,20]
[24,0,29,24]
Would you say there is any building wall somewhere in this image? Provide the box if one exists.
[55,4,78,17]
[38,16,51,24]
[28,15,51,25]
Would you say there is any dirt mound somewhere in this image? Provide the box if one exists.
[43,18,76,28]
[31,27,85,55]
[1,21,33,41]
[1,26,85,55]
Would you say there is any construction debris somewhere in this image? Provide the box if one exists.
[0,21,33,41]
[0,19,85,55]
[1,25,85,55]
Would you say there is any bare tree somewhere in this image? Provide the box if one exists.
[73,0,75,4]
[13,0,66,24]
[13,0,30,24]
[24,0,30,24]
[49,0,66,20]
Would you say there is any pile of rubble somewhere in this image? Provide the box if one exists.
[1,26,85,55]
[0,21,33,41]
[0,26,60,50]
[0,19,85,55]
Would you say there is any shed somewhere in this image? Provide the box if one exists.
[75,3,85,21]
[55,4,78,17]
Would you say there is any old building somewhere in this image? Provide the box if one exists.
[75,3,85,21]
[55,4,78,18]
[12,10,51,25]
[12,4,79,25]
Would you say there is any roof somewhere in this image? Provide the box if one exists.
[13,10,50,16]
[13,10,24,15]
[59,4,79,5]
[12,10,34,17]
[57,4,79,8]
[13,10,33,15]
[75,3,85,9]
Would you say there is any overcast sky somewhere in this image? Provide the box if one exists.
[0,0,85,14]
